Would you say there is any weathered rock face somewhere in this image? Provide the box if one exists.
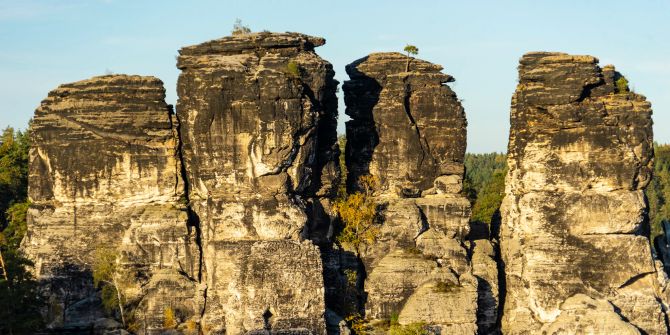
[344,53,466,197]
[24,75,197,331]
[342,53,482,333]
[176,32,339,334]
[500,52,667,334]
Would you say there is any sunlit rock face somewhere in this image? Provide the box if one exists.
[344,52,466,197]
[500,52,667,334]
[341,53,487,334]
[24,75,197,332]
[176,32,339,334]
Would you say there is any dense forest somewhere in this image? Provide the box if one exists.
[0,126,669,333]
[0,126,43,333]
[463,153,507,228]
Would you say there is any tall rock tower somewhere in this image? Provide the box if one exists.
[176,32,339,334]
[342,53,487,334]
[500,52,667,334]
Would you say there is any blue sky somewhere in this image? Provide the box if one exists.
[1,0,668,153]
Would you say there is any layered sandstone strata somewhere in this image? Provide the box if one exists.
[176,32,339,334]
[500,52,667,334]
[24,75,196,332]
[342,53,485,334]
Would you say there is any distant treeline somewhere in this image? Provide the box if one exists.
[463,145,670,241]
[463,152,507,228]
[0,125,43,334]
[649,144,670,239]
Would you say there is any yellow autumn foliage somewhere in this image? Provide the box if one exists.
[334,175,379,253]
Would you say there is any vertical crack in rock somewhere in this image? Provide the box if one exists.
[500,52,668,335]
[176,32,338,334]
[401,80,428,170]
[175,112,204,283]
[341,52,481,334]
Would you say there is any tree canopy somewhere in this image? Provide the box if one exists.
[0,125,43,334]
[403,44,419,56]
[463,152,507,229]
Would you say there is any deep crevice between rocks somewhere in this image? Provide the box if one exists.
[173,110,204,283]
[173,107,207,326]
[490,209,507,333]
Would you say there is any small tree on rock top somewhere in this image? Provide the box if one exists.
[403,44,419,71]
[231,18,251,35]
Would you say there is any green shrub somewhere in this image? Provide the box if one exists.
[345,313,372,335]
[286,61,301,78]
[231,19,251,35]
[389,322,428,335]
[434,281,457,293]
[615,76,629,93]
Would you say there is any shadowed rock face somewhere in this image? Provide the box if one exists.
[24,75,197,331]
[344,52,466,197]
[176,32,338,334]
[500,52,666,334]
[341,53,485,334]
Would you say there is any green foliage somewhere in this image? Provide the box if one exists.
[334,175,380,254]
[471,170,506,225]
[403,45,419,71]
[464,152,506,200]
[615,76,629,93]
[389,322,429,335]
[0,248,44,333]
[231,18,251,35]
[1,201,30,249]
[286,61,301,78]
[0,126,30,229]
[648,144,670,239]
[0,124,41,334]
[464,152,507,226]
[100,284,120,313]
[345,313,372,335]
[433,281,457,293]
[403,44,419,56]
[92,246,127,323]
[93,247,117,289]
[337,135,347,197]
[390,312,399,326]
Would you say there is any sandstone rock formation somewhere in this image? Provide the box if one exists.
[176,32,339,334]
[500,52,667,334]
[344,52,466,197]
[342,53,487,334]
[24,32,670,335]
[24,75,196,332]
